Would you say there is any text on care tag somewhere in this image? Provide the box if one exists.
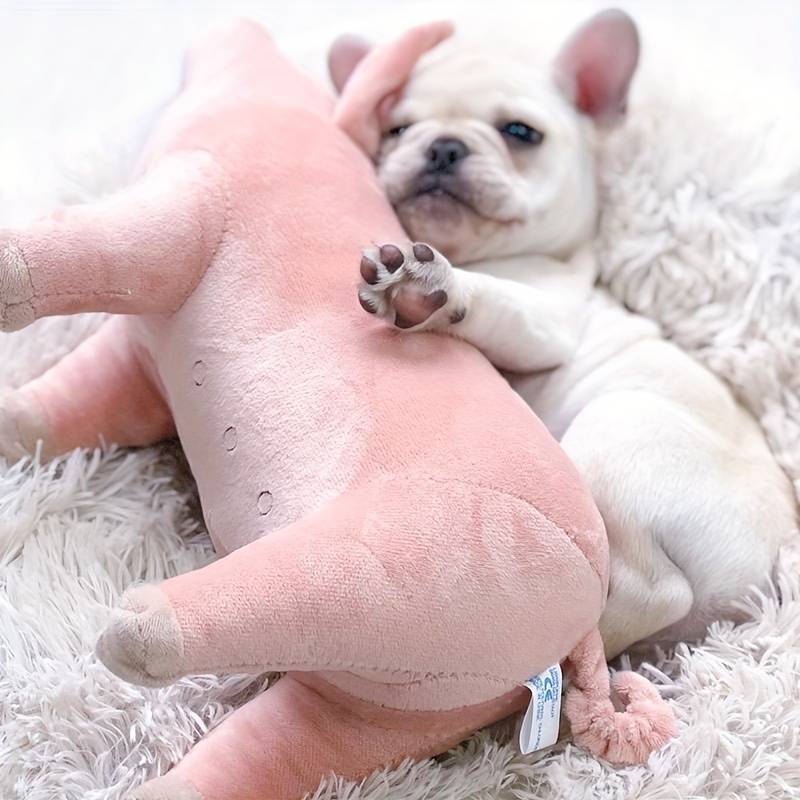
[519,663,562,754]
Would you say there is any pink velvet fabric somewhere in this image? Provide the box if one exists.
[0,19,675,799]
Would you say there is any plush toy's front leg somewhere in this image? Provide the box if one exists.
[0,316,174,460]
[0,150,226,331]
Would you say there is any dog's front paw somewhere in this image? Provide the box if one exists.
[358,242,466,330]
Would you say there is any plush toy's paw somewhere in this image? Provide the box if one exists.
[0,390,46,462]
[357,242,466,329]
[96,585,185,687]
[128,775,202,800]
[0,238,35,332]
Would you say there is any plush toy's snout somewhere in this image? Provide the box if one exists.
[333,20,454,156]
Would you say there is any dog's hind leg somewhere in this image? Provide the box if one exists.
[559,394,695,659]
[0,316,174,461]
[598,538,694,659]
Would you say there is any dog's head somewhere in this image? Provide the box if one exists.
[331,11,639,264]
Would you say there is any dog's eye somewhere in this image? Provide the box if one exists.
[499,121,544,145]
[387,125,409,137]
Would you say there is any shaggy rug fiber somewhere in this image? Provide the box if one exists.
[1,2,798,798]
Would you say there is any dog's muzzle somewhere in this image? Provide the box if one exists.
[425,136,469,174]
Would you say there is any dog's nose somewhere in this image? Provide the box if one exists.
[426,137,469,173]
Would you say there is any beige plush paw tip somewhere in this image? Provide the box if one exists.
[128,774,203,800]
[96,584,184,687]
[0,390,49,462]
[0,243,35,332]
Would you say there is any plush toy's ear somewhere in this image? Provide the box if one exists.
[334,20,455,157]
[328,34,372,93]
[553,9,640,125]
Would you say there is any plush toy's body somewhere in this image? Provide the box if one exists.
[0,20,674,799]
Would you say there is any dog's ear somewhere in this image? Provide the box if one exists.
[334,20,454,157]
[328,34,372,94]
[554,9,640,125]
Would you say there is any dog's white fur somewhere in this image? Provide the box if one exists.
[334,10,797,657]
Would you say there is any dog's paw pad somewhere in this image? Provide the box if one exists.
[357,241,461,329]
[378,244,405,272]
[360,255,379,285]
[358,292,378,313]
[449,307,467,324]
[393,287,448,328]
[412,242,435,262]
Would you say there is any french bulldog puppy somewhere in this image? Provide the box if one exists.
[331,10,797,657]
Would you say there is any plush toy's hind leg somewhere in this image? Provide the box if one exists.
[95,477,602,697]
[128,674,525,800]
[0,316,174,460]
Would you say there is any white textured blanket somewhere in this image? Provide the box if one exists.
[1,2,798,798]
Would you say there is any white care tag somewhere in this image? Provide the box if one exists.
[519,663,562,754]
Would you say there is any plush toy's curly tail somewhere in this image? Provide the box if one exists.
[564,628,676,765]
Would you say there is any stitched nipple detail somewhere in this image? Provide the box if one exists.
[223,426,237,451]
[192,360,207,386]
[257,491,273,516]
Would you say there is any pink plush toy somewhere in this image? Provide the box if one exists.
[0,19,675,800]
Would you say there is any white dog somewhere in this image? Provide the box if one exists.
[329,10,797,657]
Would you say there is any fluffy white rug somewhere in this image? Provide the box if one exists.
[1,3,798,799]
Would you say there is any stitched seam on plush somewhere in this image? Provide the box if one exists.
[297,676,524,730]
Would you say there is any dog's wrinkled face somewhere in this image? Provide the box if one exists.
[377,46,599,263]
[331,11,640,265]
